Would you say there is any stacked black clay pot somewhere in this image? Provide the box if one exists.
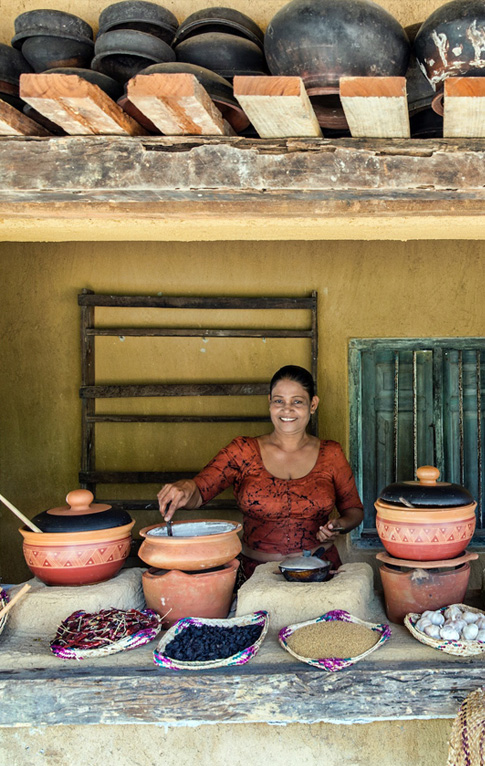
[93,1,177,83]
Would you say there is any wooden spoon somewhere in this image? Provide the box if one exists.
[0,493,43,533]
[0,583,31,621]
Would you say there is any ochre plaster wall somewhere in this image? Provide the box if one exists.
[1,239,484,582]
[0,0,452,42]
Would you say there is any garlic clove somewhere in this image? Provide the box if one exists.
[476,630,485,642]
[440,625,461,641]
[462,623,479,640]
[424,624,441,639]
[416,618,433,632]
[444,605,463,621]
[429,611,445,626]
[463,611,480,624]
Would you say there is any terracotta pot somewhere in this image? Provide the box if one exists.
[378,554,473,624]
[19,521,134,586]
[138,519,242,570]
[142,558,239,627]
[375,466,477,560]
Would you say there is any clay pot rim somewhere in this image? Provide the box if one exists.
[12,31,94,48]
[139,519,242,541]
[19,520,134,544]
[375,499,477,520]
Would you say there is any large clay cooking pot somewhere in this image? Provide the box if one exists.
[375,466,477,561]
[264,0,410,96]
[138,519,242,570]
[414,0,485,101]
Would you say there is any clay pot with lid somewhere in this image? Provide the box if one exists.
[19,489,134,586]
[264,0,409,129]
[138,519,242,571]
[375,466,477,561]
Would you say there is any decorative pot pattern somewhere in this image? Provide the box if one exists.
[20,521,134,586]
[375,504,476,560]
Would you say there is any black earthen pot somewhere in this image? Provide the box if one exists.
[93,29,175,82]
[175,32,267,79]
[0,43,32,89]
[174,7,264,49]
[20,36,94,73]
[12,10,94,47]
[135,61,250,131]
[98,1,178,45]
[415,0,485,100]
[264,0,410,96]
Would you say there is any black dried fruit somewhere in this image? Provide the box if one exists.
[164,623,262,661]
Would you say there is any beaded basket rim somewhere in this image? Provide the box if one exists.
[153,610,269,670]
[50,608,163,660]
[404,603,485,657]
[278,609,392,672]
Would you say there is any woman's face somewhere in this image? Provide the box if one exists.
[268,378,319,434]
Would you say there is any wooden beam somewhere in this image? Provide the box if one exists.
[0,98,51,136]
[20,73,146,136]
[340,77,410,138]
[233,76,322,138]
[444,77,485,138]
[127,73,235,136]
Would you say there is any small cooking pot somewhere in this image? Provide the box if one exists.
[278,548,332,582]
[32,489,132,533]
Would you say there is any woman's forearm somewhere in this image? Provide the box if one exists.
[334,506,364,533]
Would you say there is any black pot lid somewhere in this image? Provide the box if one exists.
[378,466,475,508]
[32,489,132,532]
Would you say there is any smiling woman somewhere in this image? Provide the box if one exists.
[157,365,363,580]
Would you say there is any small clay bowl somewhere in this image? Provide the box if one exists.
[175,32,268,79]
[174,7,264,49]
[0,43,32,89]
[93,29,175,82]
[135,61,250,131]
[99,1,178,45]
[20,36,94,73]
[12,10,94,47]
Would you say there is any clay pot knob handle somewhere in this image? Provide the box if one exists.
[66,489,94,512]
[416,466,440,485]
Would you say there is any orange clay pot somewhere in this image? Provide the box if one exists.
[138,519,242,571]
[375,466,477,561]
[378,554,473,624]
[142,558,240,628]
[19,521,134,586]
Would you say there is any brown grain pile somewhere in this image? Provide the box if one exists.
[287,620,378,659]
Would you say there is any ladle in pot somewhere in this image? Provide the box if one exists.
[0,492,43,533]
[165,501,173,536]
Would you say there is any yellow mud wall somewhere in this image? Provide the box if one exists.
[1,239,484,583]
[0,0,455,42]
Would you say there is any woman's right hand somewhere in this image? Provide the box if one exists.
[157,480,201,520]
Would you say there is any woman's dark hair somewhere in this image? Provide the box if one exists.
[269,365,315,399]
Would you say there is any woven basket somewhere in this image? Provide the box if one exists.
[278,609,392,671]
[50,608,163,660]
[153,610,269,670]
[447,686,485,766]
[0,589,9,637]
[404,603,485,657]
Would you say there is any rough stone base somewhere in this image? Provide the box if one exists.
[236,561,377,633]
[6,567,146,636]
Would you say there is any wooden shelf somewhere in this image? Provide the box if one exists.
[1,135,485,241]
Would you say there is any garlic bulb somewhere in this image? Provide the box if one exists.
[444,605,463,621]
[462,623,479,640]
[440,625,461,640]
[463,611,480,624]
[476,630,485,642]
[424,624,441,638]
[447,618,467,634]
[428,611,445,626]
[416,618,432,633]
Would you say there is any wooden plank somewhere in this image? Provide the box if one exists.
[443,77,485,138]
[99,498,238,510]
[78,293,315,309]
[340,77,410,138]
[80,289,96,496]
[80,383,269,398]
[1,662,485,728]
[233,76,322,138]
[87,415,269,422]
[20,73,146,136]
[0,98,51,136]
[4,136,485,222]
[127,73,235,136]
[87,328,312,337]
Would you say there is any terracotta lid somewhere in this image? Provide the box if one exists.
[32,489,132,532]
[378,466,475,508]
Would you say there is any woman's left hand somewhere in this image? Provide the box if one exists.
[316,521,344,543]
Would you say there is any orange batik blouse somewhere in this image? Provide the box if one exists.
[193,436,363,556]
